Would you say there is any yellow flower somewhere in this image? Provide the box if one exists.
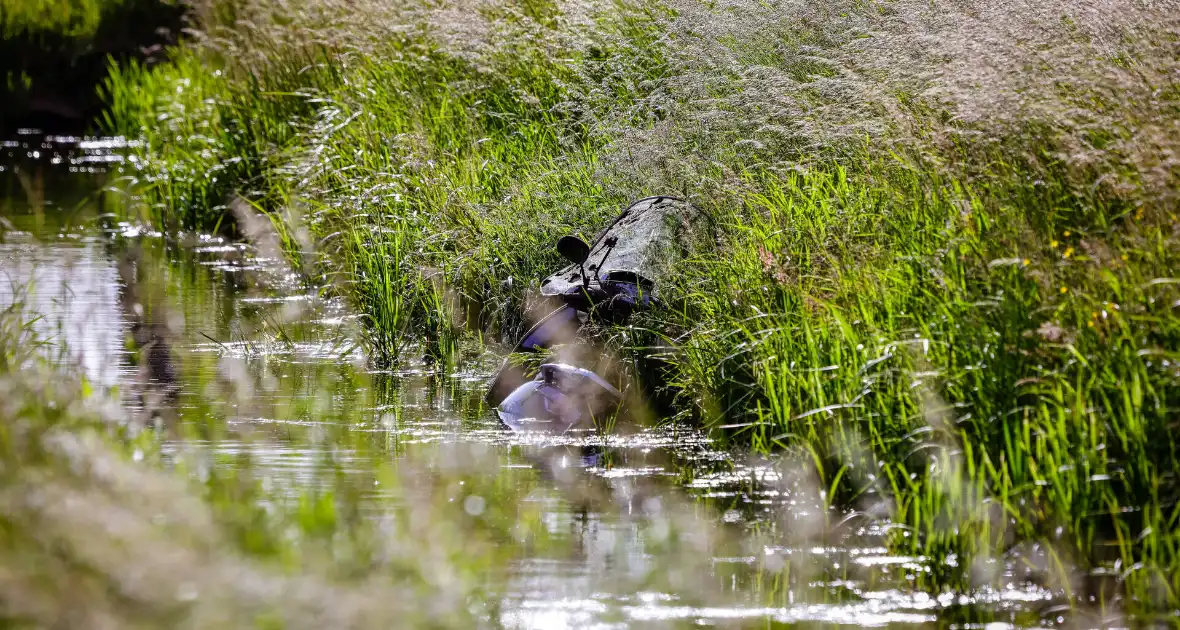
[1059,286,1068,294]
[1063,247,1074,259]
[1022,258,1031,266]
[1121,254,1129,261]
[1050,240,1059,248]
[1064,230,1071,237]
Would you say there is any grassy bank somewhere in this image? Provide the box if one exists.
[102,0,1180,616]
[2,0,129,38]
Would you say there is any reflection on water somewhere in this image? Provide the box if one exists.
[0,134,1068,628]
[0,233,127,385]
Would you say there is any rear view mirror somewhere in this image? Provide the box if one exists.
[556,235,591,265]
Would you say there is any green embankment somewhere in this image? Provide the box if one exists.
[101,0,1180,613]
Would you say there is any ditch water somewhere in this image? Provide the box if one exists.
[0,131,1067,628]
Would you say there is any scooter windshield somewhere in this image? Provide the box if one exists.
[518,305,579,351]
[496,380,579,431]
[495,363,622,432]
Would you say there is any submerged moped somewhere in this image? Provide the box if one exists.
[487,195,698,432]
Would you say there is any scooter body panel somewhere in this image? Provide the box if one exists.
[540,195,696,306]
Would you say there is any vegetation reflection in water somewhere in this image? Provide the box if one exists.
[1,142,1071,628]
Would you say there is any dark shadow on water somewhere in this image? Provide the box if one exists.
[0,0,186,133]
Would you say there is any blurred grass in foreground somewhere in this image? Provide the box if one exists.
[0,271,865,628]
[99,0,1180,618]
[0,298,498,627]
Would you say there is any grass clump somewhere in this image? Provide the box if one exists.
[659,162,1180,611]
[101,0,1180,617]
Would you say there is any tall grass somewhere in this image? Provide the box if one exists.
[101,0,1180,616]
[101,0,660,346]
[657,162,1180,608]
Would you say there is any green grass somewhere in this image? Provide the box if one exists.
[98,0,1180,617]
[0,0,127,38]
[657,162,1180,606]
[100,4,662,348]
